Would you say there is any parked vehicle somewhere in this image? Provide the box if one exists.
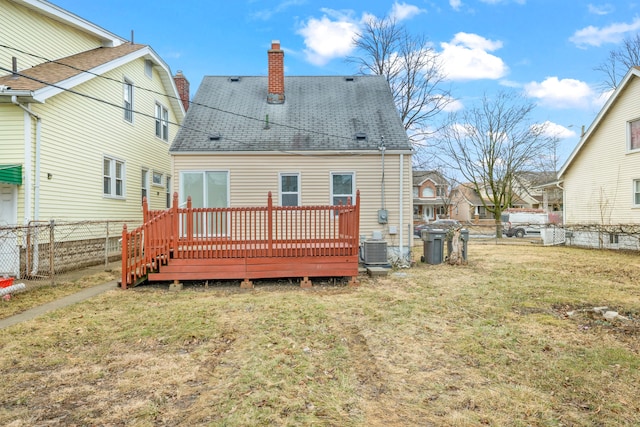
[501,211,549,238]
[414,219,461,237]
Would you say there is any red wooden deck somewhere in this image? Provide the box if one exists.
[121,192,360,288]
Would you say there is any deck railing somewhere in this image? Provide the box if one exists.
[121,191,360,288]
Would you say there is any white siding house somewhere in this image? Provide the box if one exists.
[558,66,640,249]
[0,0,186,276]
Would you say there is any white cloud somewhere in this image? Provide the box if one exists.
[450,0,462,11]
[537,121,577,139]
[390,2,425,21]
[524,77,594,109]
[439,32,508,81]
[587,3,614,15]
[570,17,640,47]
[297,10,360,65]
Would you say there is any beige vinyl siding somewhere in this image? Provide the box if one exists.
[172,152,413,244]
[0,105,27,221]
[564,76,640,225]
[1,0,105,76]
[24,57,175,222]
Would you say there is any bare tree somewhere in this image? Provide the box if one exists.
[595,33,640,91]
[436,91,557,238]
[347,17,453,144]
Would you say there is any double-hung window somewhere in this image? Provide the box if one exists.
[634,179,640,206]
[104,156,125,198]
[123,80,133,122]
[331,172,355,215]
[141,169,149,203]
[155,103,169,141]
[280,173,300,206]
[630,119,640,151]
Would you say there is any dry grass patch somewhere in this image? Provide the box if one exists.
[1,243,639,426]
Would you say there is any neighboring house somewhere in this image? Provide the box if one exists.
[413,170,449,223]
[170,41,413,261]
[557,66,640,249]
[0,0,186,276]
[515,171,563,213]
[449,183,527,223]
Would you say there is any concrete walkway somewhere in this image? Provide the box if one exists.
[0,280,118,330]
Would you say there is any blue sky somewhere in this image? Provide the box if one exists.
[52,0,640,165]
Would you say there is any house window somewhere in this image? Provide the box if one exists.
[104,156,125,198]
[141,169,149,203]
[166,176,172,208]
[634,179,640,206]
[331,172,354,214]
[630,119,640,151]
[153,171,163,186]
[609,233,619,244]
[413,187,419,198]
[123,79,133,122]
[180,171,229,235]
[422,187,435,198]
[280,173,300,206]
[144,60,153,78]
[437,186,445,197]
[155,103,169,141]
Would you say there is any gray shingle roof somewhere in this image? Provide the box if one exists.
[170,75,411,153]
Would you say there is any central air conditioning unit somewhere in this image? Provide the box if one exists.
[363,240,388,265]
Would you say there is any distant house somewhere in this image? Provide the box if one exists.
[413,170,449,223]
[0,0,186,276]
[449,183,527,223]
[558,66,640,249]
[170,41,413,260]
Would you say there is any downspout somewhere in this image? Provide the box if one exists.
[11,96,41,274]
[399,153,405,265]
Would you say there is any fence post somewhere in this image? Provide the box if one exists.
[49,219,55,285]
[121,224,128,290]
[105,221,110,268]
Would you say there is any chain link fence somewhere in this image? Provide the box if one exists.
[0,220,141,282]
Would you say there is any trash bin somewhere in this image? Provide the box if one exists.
[421,229,445,264]
[447,228,469,261]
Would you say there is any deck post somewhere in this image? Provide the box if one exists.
[186,196,193,246]
[300,277,312,288]
[267,192,273,257]
[121,224,128,290]
[172,192,179,256]
[240,279,253,289]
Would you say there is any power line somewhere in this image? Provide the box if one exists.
[0,43,357,144]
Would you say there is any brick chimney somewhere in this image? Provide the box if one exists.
[173,70,190,111]
[267,40,285,104]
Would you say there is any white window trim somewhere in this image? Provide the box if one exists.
[330,171,356,214]
[166,176,172,208]
[145,60,153,79]
[279,172,300,206]
[634,179,640,207]
[123,78,134,124]
[103,155,126,199]
[628,118,640,152]
[179,170,230,208]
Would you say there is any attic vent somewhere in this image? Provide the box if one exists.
[209,132,222,141]
[345,76,355,82]
[229,76,241,82]
[354,132,367,142]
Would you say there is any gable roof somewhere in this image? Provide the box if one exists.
[0,44,185,119]
[10,0,126,47]
[413,170,447,186]
[170,75,411,154]
[558,66,640,179]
